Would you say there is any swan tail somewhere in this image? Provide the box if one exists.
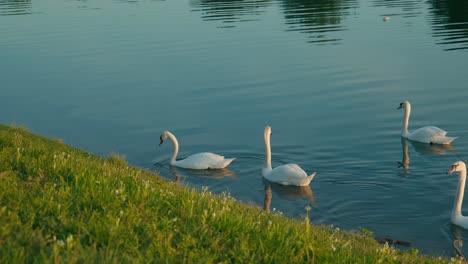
[298,172,316,186]
[308,172,317,182]
[445,137,458,144]
[434,136,458,144]
[217,158,236,169]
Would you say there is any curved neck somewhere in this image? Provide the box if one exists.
[402,104,411,135]
[165,132,179,164]
[264,132,272,170]
[453,169,467,218]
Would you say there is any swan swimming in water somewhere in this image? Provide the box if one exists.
[398,101,457,144]
[448,161,468,230]
[159,131,235,169]
[262,126,316,186]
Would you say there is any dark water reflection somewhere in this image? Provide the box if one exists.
[372,0,423,18]
[373,0,468,50]
[190,0,271,27]
[190,0,468,50]
[429,0,468,51]
[191,0,358,44]
[0,0,31,16]
[280,0,358,44]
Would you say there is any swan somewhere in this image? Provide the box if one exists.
[262,126,316,186]
[159,131,235,169]
[398,101,457,144]
[448,161,468,229]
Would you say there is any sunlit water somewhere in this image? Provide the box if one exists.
[1,0,468,256]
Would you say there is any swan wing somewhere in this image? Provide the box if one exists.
[408,126,456,144]
[417,126,446,136]
[266,164,313,186]
[408,126,446,143]
[175,152,234,169]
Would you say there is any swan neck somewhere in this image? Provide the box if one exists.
[264,132,272,170]
[402,104,410,135]
[166,132,179,164]
[453,169,467,218]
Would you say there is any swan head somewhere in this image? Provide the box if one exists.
[159,131,169,147]
[264,126,272,137]
[397,101,410,110]
[448,161,466,174]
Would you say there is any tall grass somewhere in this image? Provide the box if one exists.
[0,124,459,263]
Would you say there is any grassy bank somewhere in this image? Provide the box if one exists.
[0,124,456,263]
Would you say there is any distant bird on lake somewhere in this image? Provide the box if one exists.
[397,100,457,144]
[262,126,316,186]
[448,161,468,230]
[159,131,235,169]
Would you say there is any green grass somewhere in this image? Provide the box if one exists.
[0,124,459,263]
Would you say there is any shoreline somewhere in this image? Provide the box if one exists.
[0,124,457,263]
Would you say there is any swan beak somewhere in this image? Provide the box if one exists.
[397,105,403,109]
[159,137,164,147]
[448,167,456,174]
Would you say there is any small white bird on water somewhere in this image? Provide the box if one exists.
[448,161,468,230]
[159,131,235,169]
[262,126,316,186]
[397,100,457,144]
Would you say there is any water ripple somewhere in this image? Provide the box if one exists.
[190,0,271,27]
[281,0,358,45]
[428,0,468,51]
[0,0,32,16]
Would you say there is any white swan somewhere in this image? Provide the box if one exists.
[398,101,457,144]
[262,126,316,186]
[159,131,235,169]
[448,161,468,229]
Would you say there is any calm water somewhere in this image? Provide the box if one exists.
[2,0,468,256]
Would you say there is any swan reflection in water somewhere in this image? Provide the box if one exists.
[398,138,456,169]
[410,138,456,155]
[449,225,467,260]
[153,162,236,183]
[263,180,315,214]
[169,165,236,182]
[398,138,411,170]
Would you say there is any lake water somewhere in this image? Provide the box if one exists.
[2,0,468,257]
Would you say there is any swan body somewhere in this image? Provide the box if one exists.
[398,101,457,144]
[159,131,235,169]
[448,161,468,229]
[262,126,316,186]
